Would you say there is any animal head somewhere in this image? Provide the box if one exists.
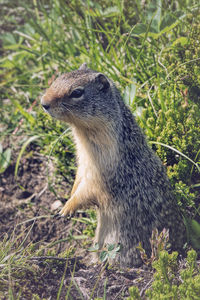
[41,64,115,128]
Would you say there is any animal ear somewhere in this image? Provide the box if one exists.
[94,73,110,91]
[78,63,88,71]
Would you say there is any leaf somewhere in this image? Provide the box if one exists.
[15,135,40,178]
[191,219,200,236]
[2,33,16,45]
[101,6,121,18]
[129,84,137,106]
[184,217,200,249]
[23,23,36,35]
[123,83,137,106]
[0,148,12,173]
[72,235,88,240]
[132,23,148,35]
[159,11,184,36]
[146,0,162,33]
[160,14,177,31]
[99,251,108,263]
[107,244,115,252]
[172,37,188,47]
[133,106,144,118]
[115,245,121,252]
[88,243,99,252]
[191,183,200,188]
[132,9,184,38]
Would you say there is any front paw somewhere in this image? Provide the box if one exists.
[60,198,77,217]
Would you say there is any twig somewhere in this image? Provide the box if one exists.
[35,184,48,200]
[147,85,158,118]
[113,284,126,300]
[30,256,67,262]
[140,278,154,298]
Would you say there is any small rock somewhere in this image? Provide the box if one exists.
[51,200,62,211]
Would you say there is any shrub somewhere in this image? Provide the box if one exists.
[128,249,200,299]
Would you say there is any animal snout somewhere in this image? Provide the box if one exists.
[41,95,50,110]
[42,104,50,110]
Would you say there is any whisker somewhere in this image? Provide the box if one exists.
[60,103,90,128]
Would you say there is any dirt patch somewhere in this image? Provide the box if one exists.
[0,256,154,299]
[0,148,72,246]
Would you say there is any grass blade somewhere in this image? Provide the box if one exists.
[15,135,40,178]
[150,141,200,172]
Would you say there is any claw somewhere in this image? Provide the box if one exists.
[59,195,78,218]
[59,206,73,218]
[53,213,61,219]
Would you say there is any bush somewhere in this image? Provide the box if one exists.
[128,249,200,299]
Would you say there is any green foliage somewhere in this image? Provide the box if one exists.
[127,286,142,300]
[35,110,75,179]
[1,0,199,195]
[131,0,185,38]
[127,10,200,211]
[72,209,97,238]
[184,217,200,249]
[88,243,120,263]
[147,250,200,299]
[0,230,37,294]
[15,135,40,178]
[128,249,200,299]
[0,143,11,173]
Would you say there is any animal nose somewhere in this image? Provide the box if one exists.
[42,104,50,110]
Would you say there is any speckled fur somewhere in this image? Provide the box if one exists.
[41,64,186,267]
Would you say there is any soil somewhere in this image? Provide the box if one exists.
[0,142,154,299]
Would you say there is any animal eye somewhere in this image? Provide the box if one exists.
[70,88,84,98]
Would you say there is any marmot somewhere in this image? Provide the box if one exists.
[41,63,186,267]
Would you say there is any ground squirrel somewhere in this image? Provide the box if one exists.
[41,63,186,267]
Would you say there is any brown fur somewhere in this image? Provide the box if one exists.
[41,64,186,267]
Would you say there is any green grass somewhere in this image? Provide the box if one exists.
[0,0,200,298]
